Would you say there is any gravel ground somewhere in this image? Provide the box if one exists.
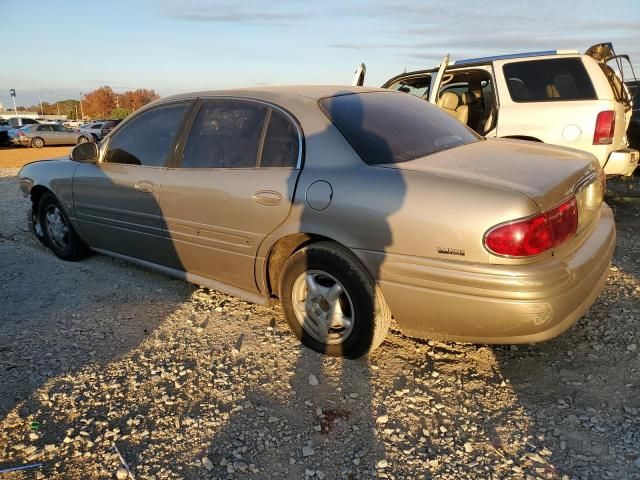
[1,149,639,479]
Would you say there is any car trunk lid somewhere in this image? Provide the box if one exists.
[379,138,601,212]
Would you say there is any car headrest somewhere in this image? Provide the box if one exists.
[438,91,460,110]
[546,84,560,98]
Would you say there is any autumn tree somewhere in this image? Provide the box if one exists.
[83,86,116,119]
[120,89,160,112]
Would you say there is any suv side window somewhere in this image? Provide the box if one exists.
[181,100,268,169]
[503,58,597,102]
[104,102,189,167]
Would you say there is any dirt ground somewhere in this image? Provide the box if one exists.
[0,147,639,479]
[0,146,72,169]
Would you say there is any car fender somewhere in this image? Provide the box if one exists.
[17,159,86,240]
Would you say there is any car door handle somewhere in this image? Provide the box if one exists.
[134,180,155,193]
[252,190,282,206]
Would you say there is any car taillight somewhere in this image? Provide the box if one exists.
[593,110,615,145]
[485,197,578,257]
[17,131,24,137]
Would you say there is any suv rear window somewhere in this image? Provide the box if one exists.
[503,58,596,102]
[319,92,478,165]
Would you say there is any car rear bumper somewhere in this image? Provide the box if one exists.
[603,148,639,176]
[355,204,615,344]
[11,137,30,146]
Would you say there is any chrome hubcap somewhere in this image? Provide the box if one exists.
[292,270,354,345]
[45,205,69,249]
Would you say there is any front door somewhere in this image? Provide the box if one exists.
[159,98,302,292]
[73,101,192,265]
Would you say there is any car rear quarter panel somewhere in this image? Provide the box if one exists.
[257,113,543,294]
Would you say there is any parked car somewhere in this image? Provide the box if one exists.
[4,117,40,127]
[11,123,92,148]
[79,122,105,141]
[100,119,122,138]
[17,86,614,357]
[362,42,638,177]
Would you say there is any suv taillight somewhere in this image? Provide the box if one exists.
[485,197,578,257]
[593,110,615,145]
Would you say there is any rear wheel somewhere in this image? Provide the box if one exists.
[38,192,89,261]
[31,137,45,148]
[280,241,391,358]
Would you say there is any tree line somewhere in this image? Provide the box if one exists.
[18,86,160,120]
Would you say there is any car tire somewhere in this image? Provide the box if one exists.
[280,241,391,358]
[77,135,90,144]
[38,192,89,261]
[31,137,45,148]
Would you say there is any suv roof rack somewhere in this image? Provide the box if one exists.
[452,50,579,66]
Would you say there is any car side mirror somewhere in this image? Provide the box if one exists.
[70,141,98,163]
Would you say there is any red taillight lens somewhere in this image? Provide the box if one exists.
[485,214,553,257]
[547,197,578,246]
[593,110,615,145]
[17,131,24,137]
[485,197,578,257]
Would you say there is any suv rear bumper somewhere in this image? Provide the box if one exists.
[356,204,615,344]
[603,148,639,176]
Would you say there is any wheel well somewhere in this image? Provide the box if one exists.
[266,233,334,298]
[30,185,52,209]
[502,135,543,143]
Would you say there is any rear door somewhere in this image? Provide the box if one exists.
[158,98,302,292]
[35,124,56,144]
[73,101,192,265]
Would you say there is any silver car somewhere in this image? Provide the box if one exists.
[79,122,105,141]
[11,123,92,148]
[17,86,614,358]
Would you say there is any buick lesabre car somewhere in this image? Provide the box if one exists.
[18,86,615,358]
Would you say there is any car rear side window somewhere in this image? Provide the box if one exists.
[319,92,479,165]
[181,100,268,169]
[503,58,596,102]
[259,110,299,168]
[104,102,190,167]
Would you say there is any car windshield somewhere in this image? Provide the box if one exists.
[319,91,479,165]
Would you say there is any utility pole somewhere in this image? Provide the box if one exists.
[39,94,44,116]
[74,105,78,121]
[79,92,85,120]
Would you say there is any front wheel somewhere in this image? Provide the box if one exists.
[77,135,90,144]
[38,192,89,261]
[31,137,45,148]
[280,242,391,358]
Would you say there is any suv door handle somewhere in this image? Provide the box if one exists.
[252,190,282,206]
[134,180,155,193]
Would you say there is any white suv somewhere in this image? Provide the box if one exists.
[360,43,638,176]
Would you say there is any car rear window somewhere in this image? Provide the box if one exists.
[503,58,596,102]
[319,92,479,165]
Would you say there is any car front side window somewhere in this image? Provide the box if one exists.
[104,102,190,167]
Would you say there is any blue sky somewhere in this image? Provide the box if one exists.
[1,0,639,107]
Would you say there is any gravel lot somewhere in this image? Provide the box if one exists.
[1,147,639,479]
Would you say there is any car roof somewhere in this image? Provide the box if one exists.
[159,85,386,103]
